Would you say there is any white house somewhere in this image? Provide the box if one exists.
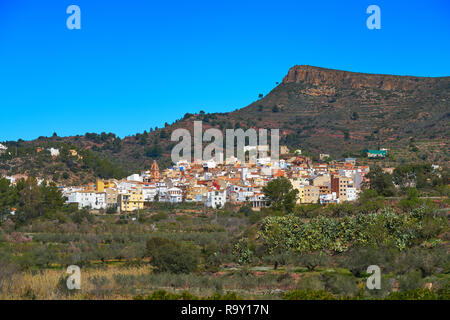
[127,174,142,182]
[249,193,267,208]
[203,159,217,170]
[0,143,7,155]
[256,157,271,166]
[48,148,60,157]
[167,187,183,203]
[320,192,340,204]
[176,160,191,171]
[260,166,273,177]
[225,156,239,165]
[240,166,249,181]
[338,168,356,179]
[346,187,358,202]
[142,186,158,202]
[154,182,168,201]
[67,191,106,210]
[206,189,226,209]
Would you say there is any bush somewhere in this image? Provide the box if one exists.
[363,274,394,299]
[207,291,242,300]
[296,274,325,291]
[135,289,199,300]
[323,273,360,297]
[149,212,169,223]
[338,246,396,277]
[134,290,242,300]
[89,275,111,298]
[145,237,176,257]
[238,205,253,216]
[283,289,336,300]
[385,288,446,300]
[325,203,355,217]
[71,209,93,224]
[232,238,254,265]
[395,247,448,277]
[151,241,200,274]
[398,269,424,291]
[0,260,18,293]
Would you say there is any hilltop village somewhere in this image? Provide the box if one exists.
[56,152,375,213]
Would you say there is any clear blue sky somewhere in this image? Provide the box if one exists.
[0,0,449,141]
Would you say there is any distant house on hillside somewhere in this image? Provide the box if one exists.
[0,143,7,155]
[280,146,290,155]
[344,158,356,164]
[48,148,60,157]
[363,149,387,158]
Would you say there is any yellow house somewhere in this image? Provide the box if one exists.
[252,177,265,187]
[290,177,311,190]
[186,185,207,202]
[96,180,117,192]
[96,180,105,192]
[297,185,320,204]
[118,189,144,212]
[312,174,331,187]
[69,149,83,160]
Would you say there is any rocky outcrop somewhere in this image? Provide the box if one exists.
[283,65,448,91]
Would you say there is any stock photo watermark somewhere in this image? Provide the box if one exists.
[366,265,381,290]
[367,5,381,30]
[66,265,81,290]
[66,5,81,30]
[171,121,280,165]
[65,5,380,31]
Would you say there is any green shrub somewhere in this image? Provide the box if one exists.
[145,237,176,257]
[135,289,199,300]
[283,289,336,300]
[385,288,443,300]
[398,269,424,291]
[134,290,241,300]
[151,241,200,274]
[323,273,360,297]
[148,212,169,223]
[207,291,242,300]
[296,274,325,291]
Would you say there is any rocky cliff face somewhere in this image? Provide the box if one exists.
[283,65,447,91]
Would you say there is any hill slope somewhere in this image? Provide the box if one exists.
[1,65,449,183]
[232,65,449,157]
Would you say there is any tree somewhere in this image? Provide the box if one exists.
[350,112,359,120]
[393,163,433,189]
[366,166,396,196]
[232,238,253,265]
[16,177,44,222]
[263,177,298,212]
[145,145,162,158]
[145,237,175,258]
[294,252,331,271]
[150,241,200,274]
